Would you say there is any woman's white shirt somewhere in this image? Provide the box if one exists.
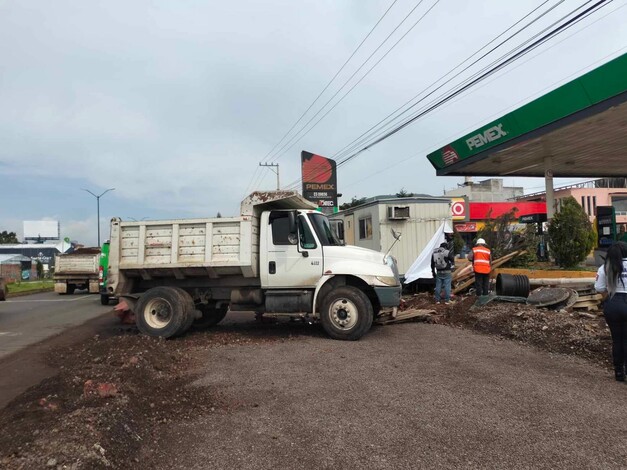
[595,259,627,293]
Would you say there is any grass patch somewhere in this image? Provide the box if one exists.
[7,280,54,294]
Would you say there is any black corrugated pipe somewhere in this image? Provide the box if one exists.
[496,274,530,298]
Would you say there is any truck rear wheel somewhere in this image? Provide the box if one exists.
[320,286,373,341]
[194,304,228,329]
[136,287,188,338]
[67,284,76,295]
[100,294,110,306]
[172,287,196,335]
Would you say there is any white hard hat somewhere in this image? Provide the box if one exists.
[476,238,486,245]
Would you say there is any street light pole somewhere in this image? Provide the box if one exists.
[82,188,115,247]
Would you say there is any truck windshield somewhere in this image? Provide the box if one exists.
[307,213,342,246]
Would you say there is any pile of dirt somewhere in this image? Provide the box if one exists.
[0,301,615,468]
[403,292,612,367]
[0,320,302,470]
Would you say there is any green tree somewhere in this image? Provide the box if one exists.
[476,209,518,260]
[547,196,596,268]
[36,260,44,279]
[452,230,465,255]
[474,209,538,267]
[0,231,19,244]
[339,196,367,211]
[396,188,415,197]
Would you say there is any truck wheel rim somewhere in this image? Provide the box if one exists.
[329,298,358,330]
[144,298,173,329]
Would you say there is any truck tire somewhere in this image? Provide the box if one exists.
[194,304,228,329]
[320,286,373,341]
[100,294,110,306]
[135,287,188,338]
[67,284,76,295]
[172,287,196,336]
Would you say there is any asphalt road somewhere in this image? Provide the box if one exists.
[155,320,627,470]
[0,291,116,410]
[0,291,111,359]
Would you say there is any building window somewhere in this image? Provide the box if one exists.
[593,196,597,216]
[359,217,372,240]
[612,196,627,215]
[587,196,591,215]
[581,196,586,213]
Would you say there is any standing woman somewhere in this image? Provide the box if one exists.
[595,242,627,381]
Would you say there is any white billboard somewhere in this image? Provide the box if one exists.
[23,220,60,241]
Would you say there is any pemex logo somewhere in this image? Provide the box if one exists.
[441,145,459,166]
[302,153,333,183]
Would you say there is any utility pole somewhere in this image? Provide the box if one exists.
[259,162,280,190]
[82,188,115,247]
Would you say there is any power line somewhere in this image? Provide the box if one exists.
[266,0,441,164]
[330,0,570,162]
[331,0,565,162]
[280,0,568,189]
[282,0,612,191]
[243,0,401,197]
[341,43,627,194]
[260,0,400,164]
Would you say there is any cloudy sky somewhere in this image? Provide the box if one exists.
[1,0,625,245]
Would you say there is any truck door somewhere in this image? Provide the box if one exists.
[265,211,323,288]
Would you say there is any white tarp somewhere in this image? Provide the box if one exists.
[403,221,454,284]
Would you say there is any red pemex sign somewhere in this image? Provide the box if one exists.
[301,151,337,213]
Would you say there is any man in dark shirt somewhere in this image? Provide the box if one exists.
[431,242,455,304]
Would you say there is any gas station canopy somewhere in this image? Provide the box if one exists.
[427,53,627,179]
[427,53,627,219]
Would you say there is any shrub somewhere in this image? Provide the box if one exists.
[547,196,596,268]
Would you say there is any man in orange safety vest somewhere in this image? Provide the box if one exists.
[468,238,492,296]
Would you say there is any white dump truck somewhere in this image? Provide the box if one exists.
[54,248,101,295]
[106,191,401,340]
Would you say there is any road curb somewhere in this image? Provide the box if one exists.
[5,287,55,299]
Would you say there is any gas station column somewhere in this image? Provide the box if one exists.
[545,155,555,220]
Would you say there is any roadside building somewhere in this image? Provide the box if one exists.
[330,195,452,277]
[518,178,627,229]
[0,254,37,281]
[444,178,524,202]
[0,242,68,272]
[454,200,547,257]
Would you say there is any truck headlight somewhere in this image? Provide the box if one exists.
[376,276,398,286]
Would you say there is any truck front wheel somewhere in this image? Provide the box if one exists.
[136,287,188,338]
[320,286,373,341]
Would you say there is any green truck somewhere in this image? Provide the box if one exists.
[99,241,115,305]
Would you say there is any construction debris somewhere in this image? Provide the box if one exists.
[527,287,571,308]
[452,250,526,294]
[375,308,436,325]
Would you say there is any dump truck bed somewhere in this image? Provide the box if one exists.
[111,216,257,278]
[54,251,100,276]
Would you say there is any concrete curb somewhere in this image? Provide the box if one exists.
[5,287,55,299]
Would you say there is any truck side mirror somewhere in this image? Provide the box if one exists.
[287,211,297,234]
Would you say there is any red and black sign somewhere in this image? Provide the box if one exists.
[301,151,337,213]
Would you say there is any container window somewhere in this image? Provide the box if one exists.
[359,217,372,240]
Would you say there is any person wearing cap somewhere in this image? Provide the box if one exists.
[468,238,491,296]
